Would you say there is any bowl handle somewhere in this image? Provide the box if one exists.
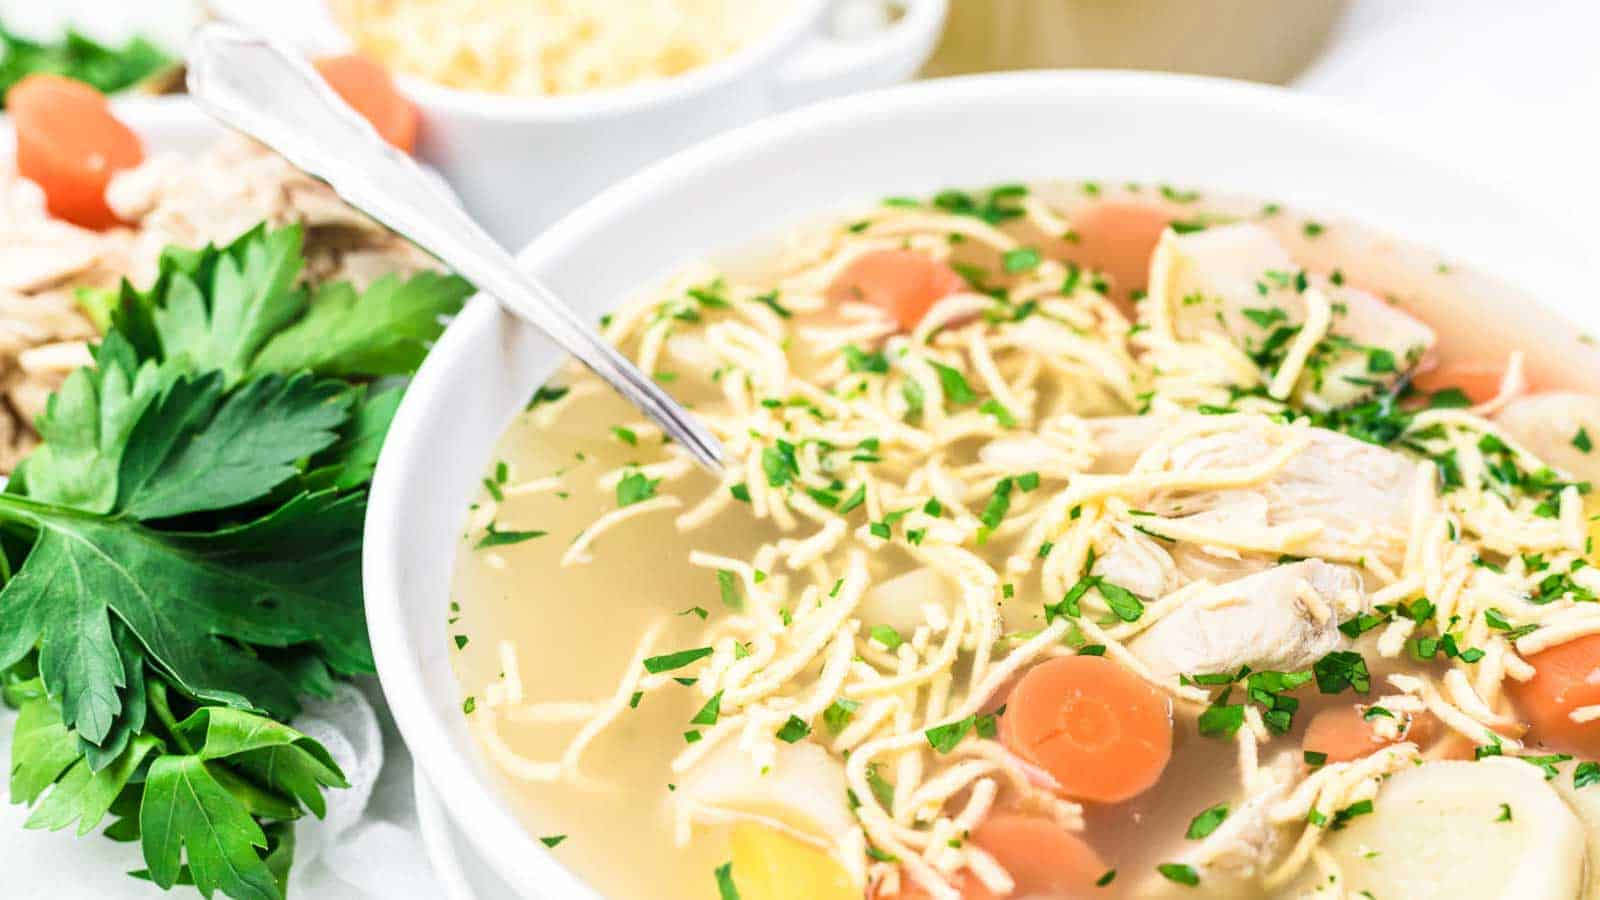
[774,0,949,110]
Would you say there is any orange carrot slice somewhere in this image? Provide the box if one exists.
[314,54,418,153]
[1508,633,1600,755]
[1410,359,1516,406]
[890,871,998,900]
[828,248,967,331]
[1303,705,1439,764]
[1060,201,1173,319]
[1000,655,1172,803]
[972,814,1109,896]
[7,74,143,229]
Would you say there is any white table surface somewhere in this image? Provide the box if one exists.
[2,1,1597,897]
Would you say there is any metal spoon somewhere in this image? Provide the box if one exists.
[184,23,724,470]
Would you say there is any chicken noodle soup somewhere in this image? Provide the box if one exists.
[451,182,1600,899]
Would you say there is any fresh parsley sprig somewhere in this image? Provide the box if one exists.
[1,224,470,898]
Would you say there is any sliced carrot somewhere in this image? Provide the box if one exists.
[1059,201,1173,319]
[1302,705,1439,764]
[1000,655,1172,803]
[827,248,967,331]
[972,814,1108,896]
[889,871,998,900]
[1409,359,1516,406]
[7,74,143,229]
[313,54,418,153]
[1508,633,1600,755]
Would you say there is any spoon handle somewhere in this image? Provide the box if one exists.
[185,23,724,471]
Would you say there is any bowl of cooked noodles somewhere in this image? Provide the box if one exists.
[365,70,1600,899]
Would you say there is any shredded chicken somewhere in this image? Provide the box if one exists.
[0,133,435,471]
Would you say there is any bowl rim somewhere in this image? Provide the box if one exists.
[338,0,830,121]
[364,68,1596,897]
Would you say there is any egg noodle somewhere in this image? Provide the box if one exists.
[330,0,786,96]
[463,184,1600,898]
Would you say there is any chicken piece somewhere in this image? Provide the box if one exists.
[1150,421,1425,570]
[1092,525,1180,601]
[1146,783,1290,898]
[675,738,857,851]
[1128,559,1362,679]
[1493,392,1600,485]
[1146,223,1434,408]
[1085,414,1172,473]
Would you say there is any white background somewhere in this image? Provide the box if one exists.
[1,1,1596,897]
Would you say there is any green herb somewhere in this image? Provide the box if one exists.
[540,835,567,848]
[476,523,547,548]
[1496,803,1513,822]
[716,569,744,610]
[729,483,751,502]
[1313,651,1371,694]
[900,379,925,421]
[838,484,867,514]
[1157,863,1200,886]
[979,398,1017,428]
[979,477,1015,530]
[1576,428,1594,453]
[0,28,172,103]
[761,441,799,487]
[1185,803,1229,840]
[824,698,860,733]
[775,715,811,743]
[527,384,570,409]
[1329,799,1374,830]
[616,471,660,506]
[928,361,976,405]
[1197,698,1246,738]
[925,717,975,753]
[690,691,723,726]
[751,291,791,318]
[1303,221,1326,238]
[0,224,474,898]
[610,426,638,446]
[643,647,713,674]
[930,185,1028,225]
[869,624,904,650]
[714,861,741,900]
[1002,247,1042,273]
[866,764,896,809]
[1304,750,1328,767]
[844,344,890,374]
[1575,761,1600,789]
[1097,869,1116,887]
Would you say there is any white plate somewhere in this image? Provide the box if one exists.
[363,69,1599,899]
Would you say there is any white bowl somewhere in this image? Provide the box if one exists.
[364,70,1598,898]
[306,0,949,246]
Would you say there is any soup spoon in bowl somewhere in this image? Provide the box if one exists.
[183,23,725,471]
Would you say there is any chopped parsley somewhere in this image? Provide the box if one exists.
[775,715,811,743]
[1185,803,1230,840]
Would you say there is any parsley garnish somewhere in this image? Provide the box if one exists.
[775,715,811,743]
[928,361,976,405]
[0,224,472,900]
[1157,863,1200,886]
[643,647,714,674]
[616,470,660,506]
[1185,803,1230,839]
[476,523,547,549]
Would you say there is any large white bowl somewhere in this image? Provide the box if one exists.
[363,70,1598,898]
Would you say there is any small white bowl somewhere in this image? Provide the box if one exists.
[310,0,949,245]
[364,70,1597,898]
